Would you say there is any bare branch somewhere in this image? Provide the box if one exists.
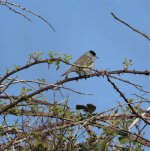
[129,106,150,131]
[109,75,150,94]
[0,2,32,22]
[106,75,150,126]
[111,12,150,41]
[0,57,149,85]
[0,0,56,31]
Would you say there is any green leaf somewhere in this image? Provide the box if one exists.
[118,136,129,144]
[26,88,32,92]
[21,86,27,96]
[78,144,90,151]
[55,60,60,70]
[20,87,32,96]
[14,64,20,69]
[94,142,107,151]
[48,51,54,58]
[123,58,133,69]
[114,109,118,114]
[54,52,62,58]
[48,51,62,59]
[28,51,43,62]
[64,54,72,62]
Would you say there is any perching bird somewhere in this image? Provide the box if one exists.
[61,50,98,77]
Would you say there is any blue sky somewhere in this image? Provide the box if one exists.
[0,0,149,148]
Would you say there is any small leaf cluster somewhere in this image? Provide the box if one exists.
[123,58,133,70]
[28,51,43,62]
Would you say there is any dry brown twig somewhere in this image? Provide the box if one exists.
[106,75,150,126]
[109,75,150,94]
[111,12,150,41]
[0,0,56,31]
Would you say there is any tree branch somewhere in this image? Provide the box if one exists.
[0,57,149,85]
[111,12,150,41]
[0,0,56,31]
[106,75,150,126]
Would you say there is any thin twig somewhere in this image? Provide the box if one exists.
[0,78,16,94]
[0,0,56,31]
[0,2,32,22]
[111,12,150,41]
[129,106,150,131]
[106,75,150,126]
[5,0,56,31]
[109,75,150,94]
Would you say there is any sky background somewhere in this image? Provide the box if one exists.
[0,0,149,149]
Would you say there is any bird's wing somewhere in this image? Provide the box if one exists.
[62,54,93,76]
[73,55,93,66]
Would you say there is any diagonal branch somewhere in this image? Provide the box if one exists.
[0,2,32,22]
[111,12,150,41]
[0,0,56,31]
[106,75,150,126]
[109,75,150,94]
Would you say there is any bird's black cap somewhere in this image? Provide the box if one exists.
[89,50,96,56]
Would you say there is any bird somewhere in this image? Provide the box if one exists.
[61,50,98,77]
